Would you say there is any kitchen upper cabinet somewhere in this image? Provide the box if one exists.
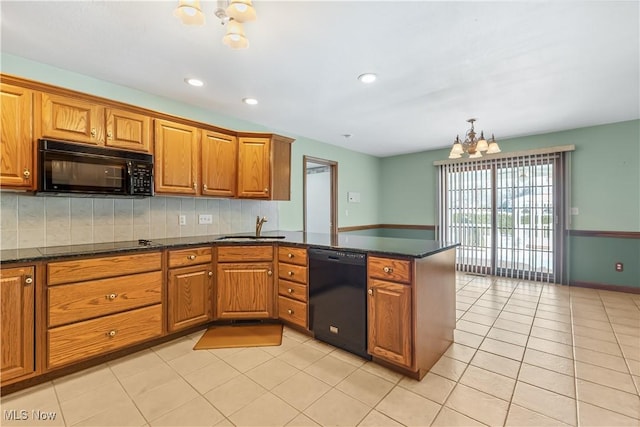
[237,134,294,200]
[167,247,213,332]
[201,130,237,197]
[0,83,34,189]
[105,108,152,153]
[1,266,35,384]
[154,119,199,195]
[39,92,105,145]
[215,246,276,320]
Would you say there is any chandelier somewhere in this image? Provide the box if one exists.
[448,118,501,159]
[174,0,257,49]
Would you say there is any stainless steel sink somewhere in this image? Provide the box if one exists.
[215,235,286,242]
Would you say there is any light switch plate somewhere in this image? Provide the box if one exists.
[347,192,361,203]
[179,215,186,225]
[198,214,213,225]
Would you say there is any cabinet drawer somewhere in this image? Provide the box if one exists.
[48,304,162,369]
[278,263,307,284]
[368,256,412,284]
[48,252,162,285]
[48,271,162,327]
[217,245,273,262]
[278,296,307,328]
[168,247,212,268]
[278,246,307,266]
[278,279,307,302]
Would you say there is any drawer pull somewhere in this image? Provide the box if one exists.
[383,266,394,273]
[287,288,293,294]
[288,253,294,258]
[106,293,118,300]
[288,271,294,276]
[208,271,213,277]
[188,255,196,260]
[267,270,273,276]
[24,276,33,285]
[106,330,117,338]
[287,309,293,315]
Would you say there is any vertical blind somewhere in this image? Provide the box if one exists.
[437,148,571,283]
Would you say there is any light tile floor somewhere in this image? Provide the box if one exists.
[2,274,640,426]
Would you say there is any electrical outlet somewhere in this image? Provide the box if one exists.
[198,214,213,225]
[179,215,186,226]
[615,262,623,272]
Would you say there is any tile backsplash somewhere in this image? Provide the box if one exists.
[0,192,279,250]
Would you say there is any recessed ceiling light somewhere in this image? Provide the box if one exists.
[358,73,377,84]
[184,78,204,87]
[342,134,352,139]
[243,97,258,105]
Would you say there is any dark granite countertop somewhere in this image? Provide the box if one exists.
[0,230,459,264]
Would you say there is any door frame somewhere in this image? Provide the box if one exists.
[303,156,338,235]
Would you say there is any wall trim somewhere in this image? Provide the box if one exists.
[569,230,640,239]
[570,280,640,295]
[339,224,435,232]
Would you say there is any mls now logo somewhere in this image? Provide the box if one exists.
[4,409,57,421]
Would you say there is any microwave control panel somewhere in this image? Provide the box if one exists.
[130,162,154,195]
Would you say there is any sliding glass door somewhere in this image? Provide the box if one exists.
[439,152,567,283]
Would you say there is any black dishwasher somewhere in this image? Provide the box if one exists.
[308,248,371,360]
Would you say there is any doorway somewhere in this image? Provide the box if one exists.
[303,156,337,234]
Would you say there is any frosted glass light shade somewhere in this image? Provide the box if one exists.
[226,0,257,22]
[476,131,488,152]
[174,0,205,26]
[448,150,462,159]
[223,20,249,49]
[469,151,483,158]
[487,141,501,154]
[451,141,464,155]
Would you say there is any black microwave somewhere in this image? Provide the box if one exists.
[38,139,153,197]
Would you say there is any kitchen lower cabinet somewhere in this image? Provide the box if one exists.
[0,266,35,384]
[215,246,275,319]
[367,250,456,380]
[277,246,308,329]
[46,252,162,369]
[167,247,213,332]
[0,83,34,189]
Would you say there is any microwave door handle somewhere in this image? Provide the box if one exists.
[127,161,134,194]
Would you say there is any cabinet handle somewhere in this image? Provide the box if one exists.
[91,128,97,138]
[287,288,293,294]
[287,253,294,258]
[368,289,374,296]
[24,276,33,285]
[23,168,31,179]
[288,271,294,276]
[106,293,118,300]
[193,182,197,190]
[107,130,113,139]
[203,184,208,191]
[188,255,196,260]
[106,330,117,338]
[267,270,273,276]
[287,309,293,315]
[264,187,269,193]
[208,271,213,277]
[383,266,393,273]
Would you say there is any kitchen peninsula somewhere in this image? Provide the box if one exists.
[0,231,458,393]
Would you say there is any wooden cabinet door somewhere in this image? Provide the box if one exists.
[154,119,199,195]
[216,262,274,319]
[0,84,34,189]
[105,108,152,153]
[168,264,213,332]
[237,136,270,198]
[201,130,237,197]
[367,278,412,367]
[40,93,104,144]
[0,266,35,383]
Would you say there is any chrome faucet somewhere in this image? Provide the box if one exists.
[256,216,268,237]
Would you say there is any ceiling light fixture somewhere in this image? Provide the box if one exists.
[174,0,257,50]
[243,97,258,105]
[174,0,205,26]
[358,73,377,84]
[184,78,204,87]
[448,118,501,159]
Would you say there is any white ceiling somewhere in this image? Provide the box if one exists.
[1,1,638,157]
